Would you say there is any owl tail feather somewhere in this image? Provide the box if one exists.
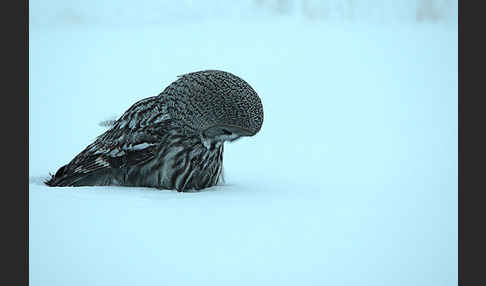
[44,165,87,187]
[44,165,69,186]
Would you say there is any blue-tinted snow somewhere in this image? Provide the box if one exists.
[29,1,457,285]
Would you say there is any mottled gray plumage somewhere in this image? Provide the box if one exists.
[45,70,264,191]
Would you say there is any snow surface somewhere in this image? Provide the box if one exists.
[30,1,457,285]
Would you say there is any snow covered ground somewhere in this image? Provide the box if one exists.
[29,1,457,285]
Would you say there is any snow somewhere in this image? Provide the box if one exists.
[29,1,457,285]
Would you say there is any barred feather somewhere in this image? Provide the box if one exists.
[45,70,263,192]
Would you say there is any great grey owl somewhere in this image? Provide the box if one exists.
[45,70,264,192]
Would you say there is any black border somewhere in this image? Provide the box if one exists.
[4,0,28,285]
[459,1,482,285]
[25,0,29,285]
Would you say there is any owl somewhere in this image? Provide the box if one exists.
[45,70,264,192]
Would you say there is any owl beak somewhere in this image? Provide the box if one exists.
[203,125,255,138]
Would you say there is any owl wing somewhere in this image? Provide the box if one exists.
[46,96,172,186]
[46,127,162,186]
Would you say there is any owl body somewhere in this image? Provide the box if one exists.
[45,70,263,192]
